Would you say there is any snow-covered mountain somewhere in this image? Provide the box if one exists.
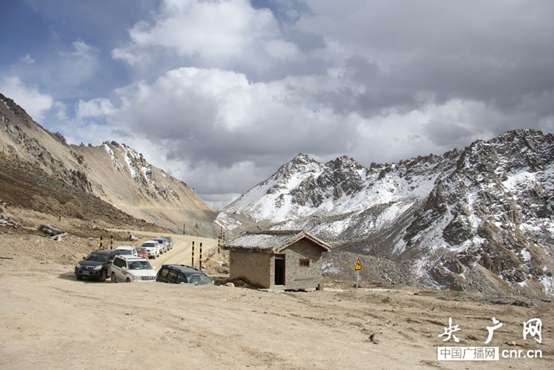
[218,130,554,295]
[0,92,215,234]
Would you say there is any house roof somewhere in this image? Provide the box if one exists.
[224,230,331,253]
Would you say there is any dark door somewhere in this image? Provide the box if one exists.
[274,254,285,285]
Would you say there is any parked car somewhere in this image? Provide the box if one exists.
[161,236,173,250]
[136,247,149,259]
[154,237,169,253]
[113,245,138,257]
[110,255,157,283]
[141,240,161,258]
[74,250,116,281]
[156,264,213,285]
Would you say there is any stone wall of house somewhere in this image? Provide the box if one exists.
[269,239,324,290]
[229,249,272,288]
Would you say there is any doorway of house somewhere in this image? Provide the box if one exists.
[274,254,285,285]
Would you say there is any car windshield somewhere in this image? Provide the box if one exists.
[142,243,156,248]
[188,274,212,284]
[87,253,109,262]
[116,249,133,255]
[128,261,152,270]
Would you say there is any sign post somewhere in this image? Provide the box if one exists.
[354,257,362,288]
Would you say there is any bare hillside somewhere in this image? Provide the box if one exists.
[0,93,215,235]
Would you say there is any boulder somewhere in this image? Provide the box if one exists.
[38,224,64,236]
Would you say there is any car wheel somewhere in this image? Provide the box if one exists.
[111,272,117,283]
[126,278,131,283]
[76,275,82,281]
[99,269,107,282]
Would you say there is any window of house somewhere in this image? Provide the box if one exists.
[299,258,310,267]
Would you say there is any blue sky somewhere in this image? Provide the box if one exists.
[1,0,554,208]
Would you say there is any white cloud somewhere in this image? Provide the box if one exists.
[37,0,554,206]
[75,65,531,205]
[0,76,53,121]
[110,67,359,161]
[112,0,300,71]
[9,40,101,101]
[20,54,35,64]
[56,41,100,91]
[77,98,116,118]
[352,99,519,163]
[53,101,68,121]
[264,40,301,60]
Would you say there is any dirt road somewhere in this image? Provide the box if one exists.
[0,231,552,370]
[108,229,219,269]
[1,256,552,369]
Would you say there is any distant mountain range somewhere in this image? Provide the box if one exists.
[217,129,554,296]
[0,92,215,235]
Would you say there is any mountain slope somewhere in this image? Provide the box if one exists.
[0,92,215,235]
[217,130,554,295]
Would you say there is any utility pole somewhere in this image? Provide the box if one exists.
[191,241,195,268]
[199,242,203,271]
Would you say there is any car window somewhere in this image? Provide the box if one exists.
[158,268,168,282]
[178,273,188,283]
[88,253,109,262]
[167,270,178,283]
[188,274,211,285]
[128,261,152,270]
[115,249,132,255]
[114,258,125,268]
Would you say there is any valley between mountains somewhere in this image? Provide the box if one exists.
[1,92,553,369]
[1,91,553,297]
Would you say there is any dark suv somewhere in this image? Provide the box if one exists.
[156,265,213,285]
[74,250,116,281]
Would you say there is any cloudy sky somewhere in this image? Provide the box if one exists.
[1,0,554,208]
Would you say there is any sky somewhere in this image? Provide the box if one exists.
[1,0,554,208]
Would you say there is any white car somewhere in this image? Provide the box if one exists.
[110,256,156,283]
[141,240,161,258]
[113,245,137,257]
[154,238,169,253]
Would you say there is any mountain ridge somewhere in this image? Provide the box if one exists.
[218,129,554,296]
[0,92,215,235]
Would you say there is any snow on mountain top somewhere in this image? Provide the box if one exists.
[103,143,115,161]
[217,129,554,295]
[222,149,446,224]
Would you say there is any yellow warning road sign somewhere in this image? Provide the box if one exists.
[355,257,362,271]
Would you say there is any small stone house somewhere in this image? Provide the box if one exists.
[224,230,331,290]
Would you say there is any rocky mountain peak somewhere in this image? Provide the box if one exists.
[269,153,323,183]
[0,93,29,119]
[0,92,215,233]
[325,155,364,171]
[218,129,554,296]
[291,152,318,163]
